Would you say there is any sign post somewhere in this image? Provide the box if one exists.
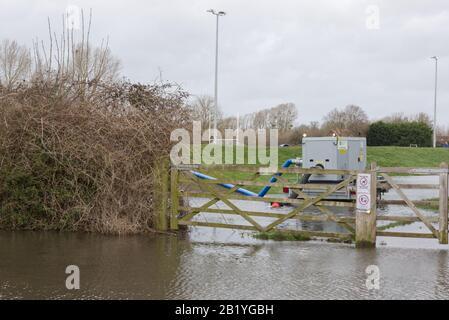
[355,162,377,248]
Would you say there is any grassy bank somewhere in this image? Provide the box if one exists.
[366,146,449,168]
[201,145,449,168]
[199,145,448,194]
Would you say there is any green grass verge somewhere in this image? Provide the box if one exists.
[377,220,414,231]
[326,237,353,244]
[253,231,354,243]
[253,230,311,241]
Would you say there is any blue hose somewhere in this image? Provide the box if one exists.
[191,171,258,197]
[257,159,293,197]
[191,158,295,198]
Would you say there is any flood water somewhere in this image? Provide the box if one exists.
[1,176,448,299]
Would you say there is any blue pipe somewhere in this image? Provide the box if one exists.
[191,171,258,197]
[191,158,295,198]
[257,159,294,197]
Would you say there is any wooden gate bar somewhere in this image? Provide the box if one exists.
[379,199,440,206]
[179,220,258,231]
[194,164,358,175]
[178,206,356,222]
[153,159,169,231]
[439,162,448,244]
[376,231,435,238]
[170,166,179,230]
[379,167,449,174]
[377,215,439,222]
[183,191,355,207]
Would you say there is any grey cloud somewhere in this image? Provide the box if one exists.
[0,0,447,125]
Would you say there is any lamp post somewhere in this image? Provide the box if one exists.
[431,56,438,148]
[207,9,226,144]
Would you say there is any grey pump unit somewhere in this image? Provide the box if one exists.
[302,137,366,182]
[287,136,367,201]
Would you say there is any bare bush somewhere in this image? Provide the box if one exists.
[27,10,121,104]
[0,81,189,234]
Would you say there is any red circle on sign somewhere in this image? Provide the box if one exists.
[358,195,369,205]
[360,177,368,187]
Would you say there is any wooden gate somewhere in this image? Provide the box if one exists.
[376,163,448,244]
[154,162,448,247]
[169,164,361,242]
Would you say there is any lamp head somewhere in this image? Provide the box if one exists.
[207,9,226,16]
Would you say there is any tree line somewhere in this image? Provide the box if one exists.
[190,95,298,132]
[190,96,446,147]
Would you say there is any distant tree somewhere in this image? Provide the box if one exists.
[252,109,269,129]
[308,121,322,136]
[0,39,31,89]
[322,105,369,136]
[282,121,326,145]
[241,112,254,130]
[219,116,237,130]
[383,112,409,124]
[190,95,222,130]
[268,103,298,131]
[437,125,449,145]
[242,102,298,130]
[383,112,432,126]
[413,112,432,126]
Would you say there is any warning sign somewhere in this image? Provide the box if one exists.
[338,140,348,155]
[356,173,371,212]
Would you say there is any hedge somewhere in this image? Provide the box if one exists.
[367,121,432,147]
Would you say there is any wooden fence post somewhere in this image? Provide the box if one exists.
[153,158,169,231]
[439,162,448,244]
[355,162,377,248]
[170,166,179,230]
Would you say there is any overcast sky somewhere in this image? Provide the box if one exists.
[1,0,448,125]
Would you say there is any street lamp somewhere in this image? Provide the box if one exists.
[431,56,438,148]
[207,9,226,144]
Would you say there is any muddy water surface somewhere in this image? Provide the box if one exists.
[1,176,448,299]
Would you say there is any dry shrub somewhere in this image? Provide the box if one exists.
[0,81,190,234]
